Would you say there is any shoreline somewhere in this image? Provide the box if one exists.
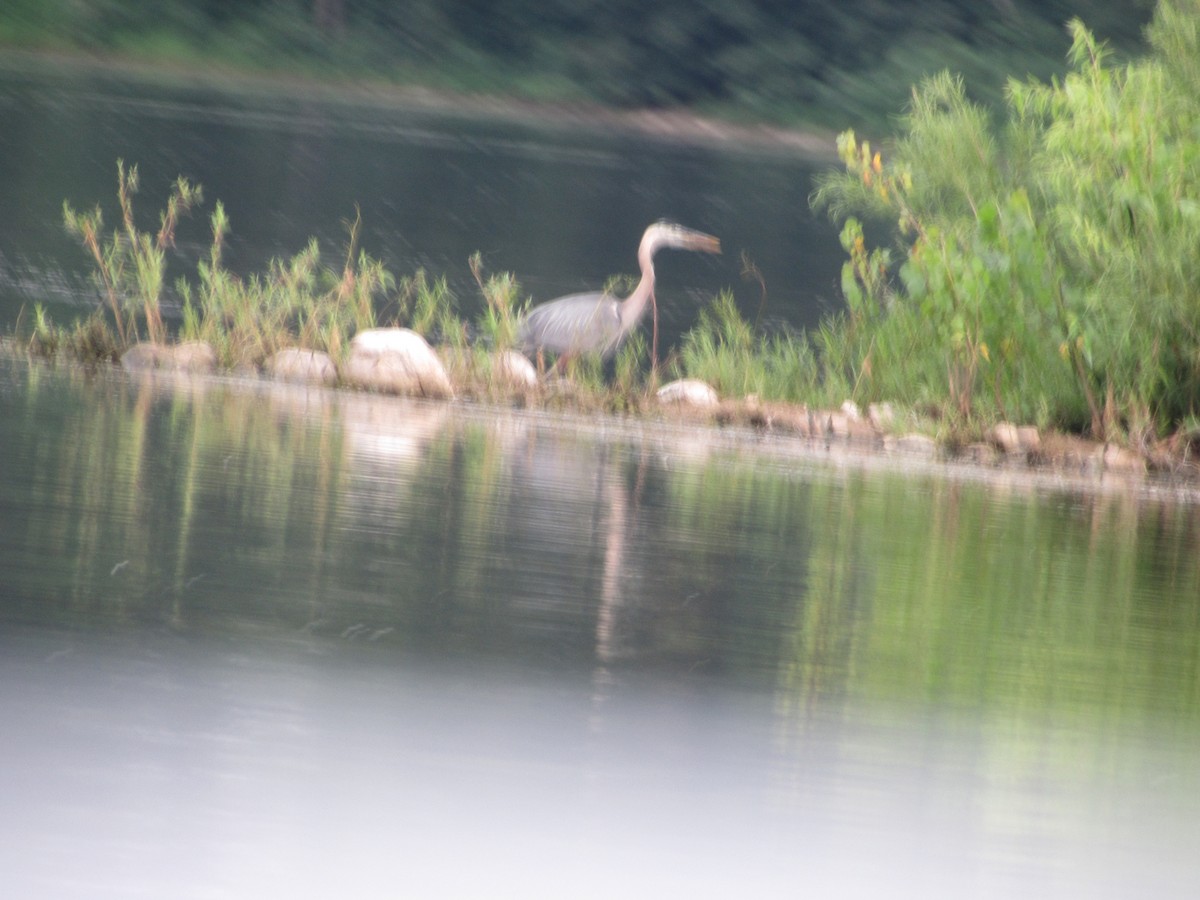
[7,342,1200,504]
[0,47,839,160]
[6,49,1195,496]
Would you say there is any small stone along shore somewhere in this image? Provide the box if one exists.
[117,327,1194,482]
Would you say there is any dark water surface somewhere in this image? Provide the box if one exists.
[2,357,1199,897]
[0,61,841,349]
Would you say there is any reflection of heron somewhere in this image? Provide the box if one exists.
[517,221,721,361]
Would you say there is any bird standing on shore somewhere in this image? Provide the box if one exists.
[516,221,721,363]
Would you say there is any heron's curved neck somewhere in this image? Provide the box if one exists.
[618,242,657,331]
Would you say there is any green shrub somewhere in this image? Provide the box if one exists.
[813,0,1200,439]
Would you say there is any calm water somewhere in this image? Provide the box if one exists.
[0,60,841,349]
[2,357,1199,898]
[2,63,1199,898]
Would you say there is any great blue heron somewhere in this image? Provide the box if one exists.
[516,221,721,362]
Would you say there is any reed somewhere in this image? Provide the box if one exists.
[27,303,120,364]
[676,291,822,404]
[178,202,394,367]
[62,159,201,347]
[470,251,528,352]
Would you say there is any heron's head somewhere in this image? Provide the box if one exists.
[642,221,721,258]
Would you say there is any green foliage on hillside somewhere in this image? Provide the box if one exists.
[0,0,1152,129]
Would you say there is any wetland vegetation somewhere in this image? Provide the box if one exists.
[10,1,1200,472]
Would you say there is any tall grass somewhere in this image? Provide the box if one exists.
[177,202,393,366]
[63,159,201,347]
[399,269,458,345]
[62,165,396,368]
[470,251,527,351]
[676,291,821,403]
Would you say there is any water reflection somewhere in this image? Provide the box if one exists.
[2,359,1199,896]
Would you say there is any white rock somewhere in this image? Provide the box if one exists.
[991,422,1041,454]
[1103,444,1145,474]
[344,328,453,399]
[1016,426,1041,452]
[120,343,168,372]
[963,442,1000,465]
[491,350,538,390]
[826,411,851,437]
[267,348,338,386]
[657,379,719,408]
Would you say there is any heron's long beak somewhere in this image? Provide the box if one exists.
[649,222,722,257]
[686,230,721,255]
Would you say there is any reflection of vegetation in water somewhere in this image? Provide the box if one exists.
[9,364,349,624]
[679,463,1200,811]
[641,436,1200,744]
[774,472,1200,735]
[6,360,1199,742]
[775,475,873,723]
[17,365,156,617]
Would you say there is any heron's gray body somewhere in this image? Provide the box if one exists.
[516,221,720,362]
[517,291,624,358]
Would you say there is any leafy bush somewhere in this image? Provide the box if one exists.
[813,0,1200,440]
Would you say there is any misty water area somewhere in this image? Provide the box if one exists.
[2,64,1200,898]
